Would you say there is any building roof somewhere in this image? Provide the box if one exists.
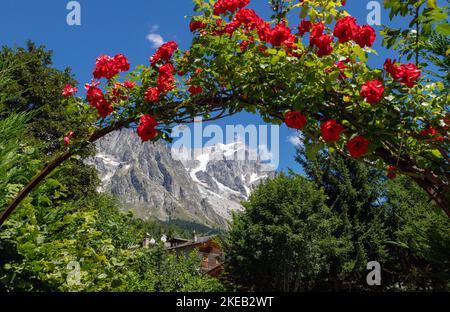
[167,235,217,250]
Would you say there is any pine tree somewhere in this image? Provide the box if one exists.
[296,147,388,290]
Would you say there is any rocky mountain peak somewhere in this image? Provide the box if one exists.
[87,130,275,229]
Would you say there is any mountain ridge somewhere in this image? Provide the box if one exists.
[87,130,275,229]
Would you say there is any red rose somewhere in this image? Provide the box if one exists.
[213,0,250,15]
[298,20,312,36]
[384,58,403,80]
[398,64,421,88]
[309,22,333,57]
[360,80,384,104]
[63,131,74,146]
[321,119,345,142]
[387,165,397,180]
[387,172,397,180]
[315,34,334,57]
[64,137,71,146]
[236,9,263,30]
[347,136,370,158]
[145,87,160,102]
[62,84,77,97]
[285,111,307,129]
[420,126,438,137]
[84,80,104,107]
[190,19,206,32]
[427,127,437,135]
[384,59,421,87]
[123,80,136,89]
[240,40,251,51]
[269,22,296,48]
[256,21,272,42]
[223,20,240,36]
[333,16,358,44]
[388,165,396,171]
[137,114,158,142]
[188,85,203,95]
[310,22,325,46]
[93,55,119,80]
[157,63,175,93]
[95,98,114,118]
[84,80,114,117]
[150,41,178,66]
[92,54,129,80]
[259,46,268,55]
[113,54,130,72]
[354,25,376,48]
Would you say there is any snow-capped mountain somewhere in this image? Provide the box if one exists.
[86,130,275,229]
[175,141,274,221]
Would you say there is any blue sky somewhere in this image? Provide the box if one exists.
[0,0,420,173]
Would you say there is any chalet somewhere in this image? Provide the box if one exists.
[143,231,224,277]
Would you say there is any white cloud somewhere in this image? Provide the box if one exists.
[149,24,160,32]
[287,134,304,147]
[146,33,164,48]
[146,24,165,48]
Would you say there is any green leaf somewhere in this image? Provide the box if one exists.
[305,142,321,160]
[431,149,442,158]
[300,5,308,19]
[436,23,450,36]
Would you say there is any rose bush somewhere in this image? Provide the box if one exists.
[1,0,449,226]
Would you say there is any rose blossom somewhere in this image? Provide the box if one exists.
[298,20,312,36]
[354,25,376,48]
[213,0,250,15]
[190,19,206,32]
[333,16,358,44]
[84,80,103,106]
[63,131,74,146]
[269,22,296,48]
[62,84,77,97]
[384,59,421,87]
[150,41,178,66]
[347,136,370,158]
[285,111,307,129]
[93,54,130,80]
[137,114,158,142]
[321,119,345,142]
[145,87,160,102]
[360,80,384,104]
[188,85,203,95]
[157,63,175,93]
